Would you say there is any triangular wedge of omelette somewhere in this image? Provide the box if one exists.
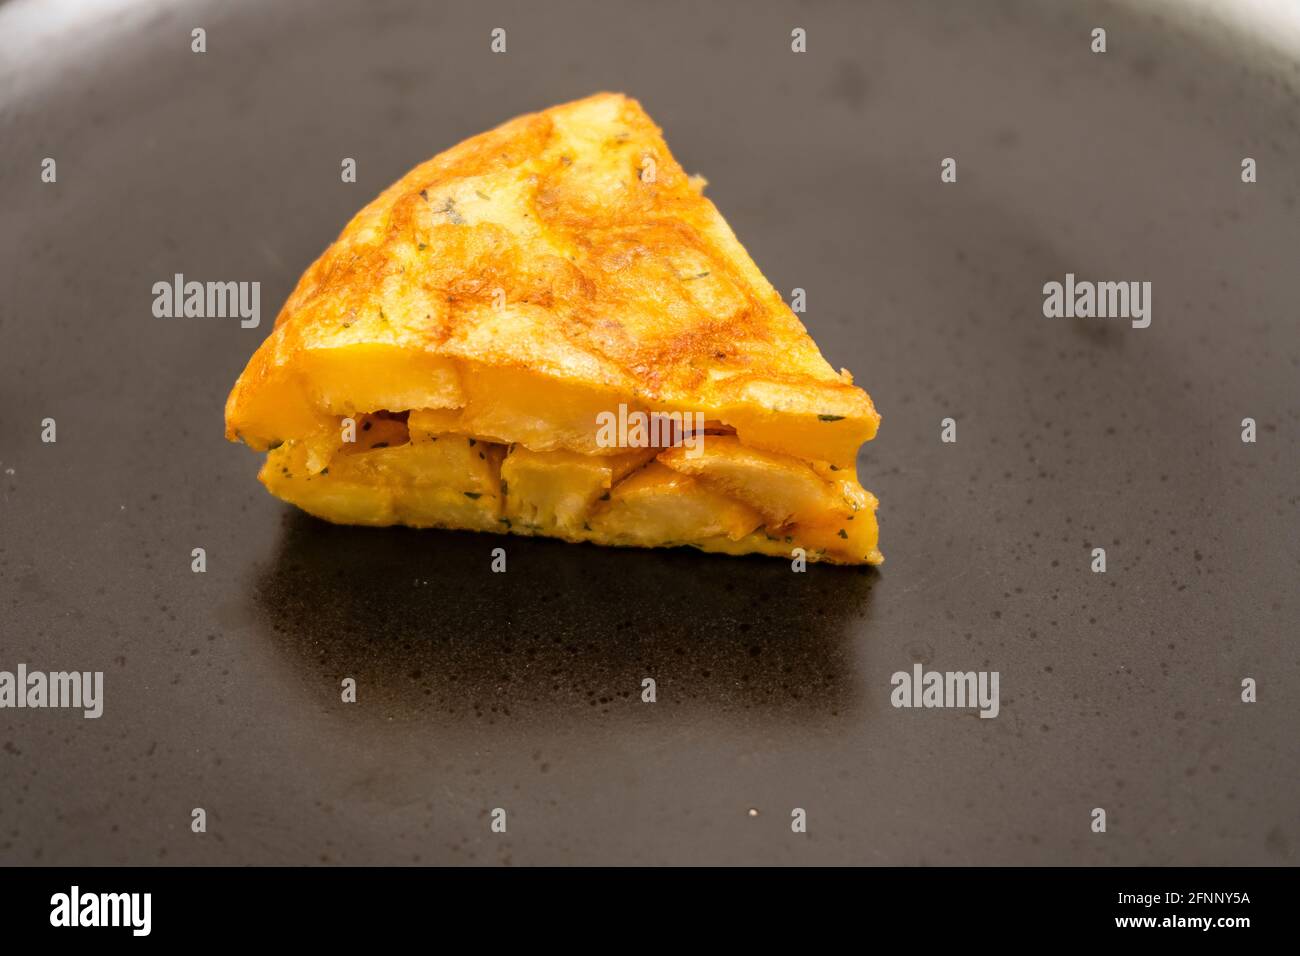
[225,93,882,564]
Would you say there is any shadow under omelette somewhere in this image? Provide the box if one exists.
[250,510,879,726]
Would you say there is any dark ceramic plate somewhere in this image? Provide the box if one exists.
[1,0,1296,865]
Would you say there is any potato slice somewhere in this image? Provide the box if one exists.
[501,445,654,534]
[657,436,846,525]
[658,435,879,562]
[587,461,762,545]
[260,433,505,530]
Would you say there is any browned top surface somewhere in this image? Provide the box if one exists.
[226,93,878,436]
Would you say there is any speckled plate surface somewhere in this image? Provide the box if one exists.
[1,0,1296,865]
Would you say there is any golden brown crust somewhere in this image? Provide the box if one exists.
[225,93,878,451]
